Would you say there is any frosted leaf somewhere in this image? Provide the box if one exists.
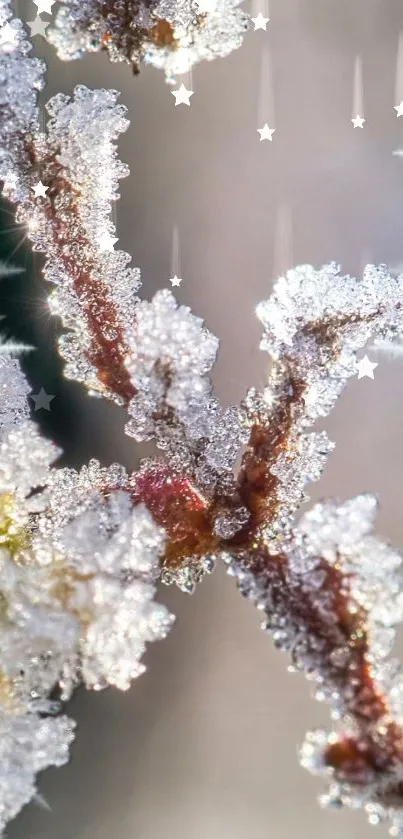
[0,709,74,835]
[47,0,249,83]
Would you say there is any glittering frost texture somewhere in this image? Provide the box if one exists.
[126,289,248,484]
[5,3,403,835]
[226,263,403,835]
[0,710,75,835]
[0,6,140,402]
[47,0,249,82]
[0,1,44,202]
[0,358,174,833]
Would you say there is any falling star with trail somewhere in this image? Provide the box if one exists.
[251,0,270,30]
[169,225,183,288]
[257,45,275,141]
[351,55,365,127]
[273,202,293,280]
[394,31,403,116]
[172,69,194,106]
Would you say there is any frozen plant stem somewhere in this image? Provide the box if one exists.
[2,0,403,835]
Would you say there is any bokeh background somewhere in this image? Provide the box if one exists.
[3,0,403,836]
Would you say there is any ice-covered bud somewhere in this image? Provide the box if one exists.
[126,289,219,440]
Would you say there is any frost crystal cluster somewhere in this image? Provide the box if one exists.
[47,0,249,82]
[3,0,403,836]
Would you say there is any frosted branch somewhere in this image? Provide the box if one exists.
[47,0,249,82]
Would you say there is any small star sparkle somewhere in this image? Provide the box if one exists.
[33,0,55,14]
[29,387,55,411]
[97,233,119,252]
[394,102,403,117]
[169,275,182,287]
[32,181,48,198]
[252,13,269,30]
[27,17,50,38]
[352,114,365,128]
[357,355,378,379]
[257,124,275,141]
[171,84,194,106]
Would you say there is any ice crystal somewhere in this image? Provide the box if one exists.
[0,709,75,835]
[47,0,249,83]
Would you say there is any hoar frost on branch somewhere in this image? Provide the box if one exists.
[2,0,403,835]
[47,0,250,82]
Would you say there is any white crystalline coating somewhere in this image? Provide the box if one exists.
[250,263,403,545]
[0,709,75,836]
[257,263,403,425]
[126,291,247,480]
[126,289,218,426]
[143,0,249,81]
[0,1,45,203]
[294,496,403,644]
[47,0,249,83]
[0,551,80,701]
[29,85,140,398]
[0,423,60,504]
[1,2,141,402]
[30,483,174,687]
[0,364,174,831]
[126,288,217,439]
[227,494,403,836]
[0,356,30,440]
[80,569,174,690]
[32,458,130,568]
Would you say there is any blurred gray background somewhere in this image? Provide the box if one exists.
[5,0,403,836]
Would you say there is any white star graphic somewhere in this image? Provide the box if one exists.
[171,84,194,106]
[27,16,50,38]
[33,0,55,14]
[169,275,182,287]
[357,355,378,380]
[394,101,403,117]
[251,13,269,30]
[97,232,119,252]
[257,123,275,141]
[32,181,49,198]
[29,387,55,411]
[352,114,365,128]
